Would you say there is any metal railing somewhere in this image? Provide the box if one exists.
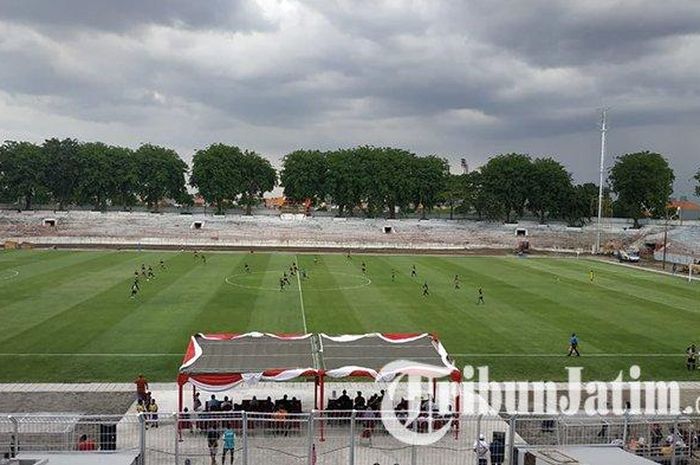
[1,411,697,465]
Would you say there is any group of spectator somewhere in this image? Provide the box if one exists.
[327,390,385,411]
[626,423,698,461]
[134,374,159,428]
[473,432,506,465]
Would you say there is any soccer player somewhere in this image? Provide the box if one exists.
[589,269,595,283]
[201,254,207,264]
[159,259,166,270]
[454,274,460,289]
[567,333,581,357]
[411,265,417,277]
[314,256,319,265]
[361,262,367,274]
[391,269,396,281]
[130,282,139,298]
[422,281,430,296]
[477,287,485,304]
[147,266,155,280]
[686,344,697,371]
[244,263,250,273]
[279,277,285,291]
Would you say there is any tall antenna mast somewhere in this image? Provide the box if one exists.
[594,108,608,254]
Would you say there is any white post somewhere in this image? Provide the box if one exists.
[690,258,694,284]
[595,108,608,254]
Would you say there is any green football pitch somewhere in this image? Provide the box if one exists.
[0,249,697,383]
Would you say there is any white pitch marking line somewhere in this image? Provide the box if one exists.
[295,254,308,334]
[0,353,181,357]
[453,353,682,357]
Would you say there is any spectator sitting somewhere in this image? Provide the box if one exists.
[275,394,290,411]
[250,396,259,410]
[264,396,274,412]
[354,391,366,410]
[221,396,233,412]
[207,395,221,412]
[77,434,97,451]
[338,390,352,409]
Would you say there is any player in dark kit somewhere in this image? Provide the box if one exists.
[244,263,250,273]
[477,287,484,304]
[361,262,367,274]
[279,278,285,291]
[422,281,430,296]
[411,265,417,277]
[147,266,155,280]
[130,282,139,298]
[159,260,166,270]
[391,269,396,281]
[453,274,460,289]
[687,344,697,371]
[567,333,581,357]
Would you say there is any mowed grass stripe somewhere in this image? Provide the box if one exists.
[0,252,150,343]
[0,251,697,382]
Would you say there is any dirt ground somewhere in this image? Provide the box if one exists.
[0,391,134,415]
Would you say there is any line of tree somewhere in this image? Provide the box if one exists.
[0,139,189,211]
[0,138,689,226]
[281,147,449,219]
[281,149,679,227]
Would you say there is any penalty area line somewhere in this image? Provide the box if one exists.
[0,353,182,357]
[453,353,682,357]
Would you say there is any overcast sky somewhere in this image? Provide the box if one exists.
[1,0,699,196]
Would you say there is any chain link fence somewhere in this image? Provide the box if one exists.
[1,412,698,465]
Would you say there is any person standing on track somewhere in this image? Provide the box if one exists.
[686,344,697,371]
[567,333,581,357]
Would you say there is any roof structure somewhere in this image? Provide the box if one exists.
[178,332,459,390]
[320,333,459,380]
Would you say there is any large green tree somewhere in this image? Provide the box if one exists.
[326,149,364,216]
[135,144,188,211]
[412,155,449,219]
[75,142,112,210]
[42,138,82,210]
[280,150,328,205]
[528,157,573,223]
[441,173,471,220]
[190,144,244,214]
[238,150,277,215]
[561,184,593,227]
[609,151,675,228]
[0,141,46,209]
[107,146,139,210]
[379,148,416,219]
[480,153,534,222]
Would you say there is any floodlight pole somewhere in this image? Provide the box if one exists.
[594,108,608,254]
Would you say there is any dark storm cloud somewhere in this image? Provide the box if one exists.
[0,0,271,32]
[0,0,699,194]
